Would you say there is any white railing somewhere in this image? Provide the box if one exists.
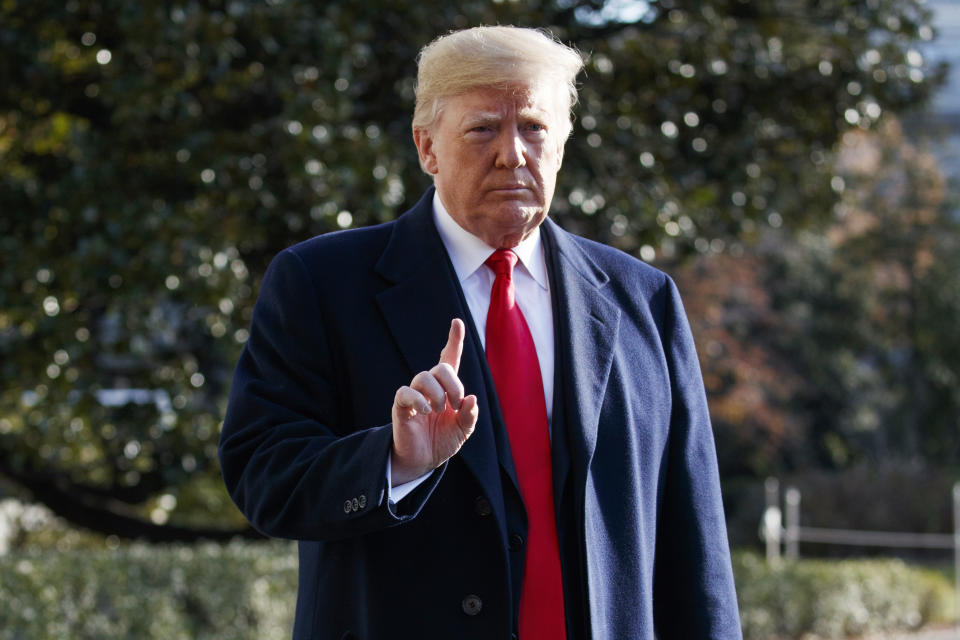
[759,478,960,633]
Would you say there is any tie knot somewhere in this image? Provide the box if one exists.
[485,249,518,278]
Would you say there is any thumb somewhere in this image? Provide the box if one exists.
[457,394,479,434]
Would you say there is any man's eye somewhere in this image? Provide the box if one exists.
[525,123,547,133]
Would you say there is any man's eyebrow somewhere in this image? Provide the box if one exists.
[461,112,502,127]
[517,106,552,121]
[462,108,551,127]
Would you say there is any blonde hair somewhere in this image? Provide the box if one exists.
[413,26,584,137]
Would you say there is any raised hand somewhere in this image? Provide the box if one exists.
[390,318,479,485]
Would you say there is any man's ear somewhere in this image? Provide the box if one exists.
[413,127,439,175]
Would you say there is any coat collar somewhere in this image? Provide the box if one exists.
[541,218,620,496]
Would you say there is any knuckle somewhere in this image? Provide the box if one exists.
[434,362,455,377]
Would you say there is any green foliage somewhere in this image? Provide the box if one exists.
[734,551,955,639]
[767,120,960,467]
[0,542,298,640]
[674,117,960,478]
[0,543,952,639]
[0,0,943,536]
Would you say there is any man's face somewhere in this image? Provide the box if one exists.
[414,83,567,248]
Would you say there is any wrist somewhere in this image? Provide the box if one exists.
[389,450,432,486]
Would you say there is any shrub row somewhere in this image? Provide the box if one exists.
[0,544,953,639]
[0,542,298,640]
[734,551,955,638]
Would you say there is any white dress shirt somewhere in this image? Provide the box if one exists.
[388,191,555,502]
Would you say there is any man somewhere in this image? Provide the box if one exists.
[219,26,742,640]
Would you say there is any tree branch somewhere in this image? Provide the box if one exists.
[0,449,262,543]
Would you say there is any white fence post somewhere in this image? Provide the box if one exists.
[785,487,801,560]
[761,477,782,564]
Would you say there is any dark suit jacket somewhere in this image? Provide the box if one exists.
[219,188,742,640]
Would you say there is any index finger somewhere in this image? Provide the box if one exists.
[437,318,465,373]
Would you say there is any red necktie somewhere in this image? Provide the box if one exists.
[484,249,566,640]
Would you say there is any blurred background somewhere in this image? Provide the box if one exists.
[1,0,959,638]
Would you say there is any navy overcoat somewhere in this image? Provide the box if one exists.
[219,188,742,639]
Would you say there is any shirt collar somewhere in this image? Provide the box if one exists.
[432,190,548,289]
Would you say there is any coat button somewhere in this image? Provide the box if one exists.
[358,494,367,509]
[351,497,360,511]
[474,496,492,517]
[509,533,524,551]
[343,499,353,513]
[461,594,482,616]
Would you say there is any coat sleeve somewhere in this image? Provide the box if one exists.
[218,248,444,541]
[653,276,743,639]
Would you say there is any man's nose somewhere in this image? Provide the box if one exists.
[494,130,526,169]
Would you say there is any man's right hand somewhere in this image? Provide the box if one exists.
[390,318,479,485]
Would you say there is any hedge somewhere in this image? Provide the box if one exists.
[0,544,954,639]
[0,542,297,640]
[734,552,955,638]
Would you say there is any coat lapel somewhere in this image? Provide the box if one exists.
[542,219,621,499]
[374,189,508,540]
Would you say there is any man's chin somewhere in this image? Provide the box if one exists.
[487,206,549,244]
[493,203,544,225]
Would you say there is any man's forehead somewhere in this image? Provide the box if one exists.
[450,84,561,118]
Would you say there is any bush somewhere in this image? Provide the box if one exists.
[0,543,954,639]
[734,551,956,639]
[0,541,298,640]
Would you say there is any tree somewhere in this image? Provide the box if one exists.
[770,118,960,467]
[672,250,808,478]
[0,0,942,540]
[674,116,960,481]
